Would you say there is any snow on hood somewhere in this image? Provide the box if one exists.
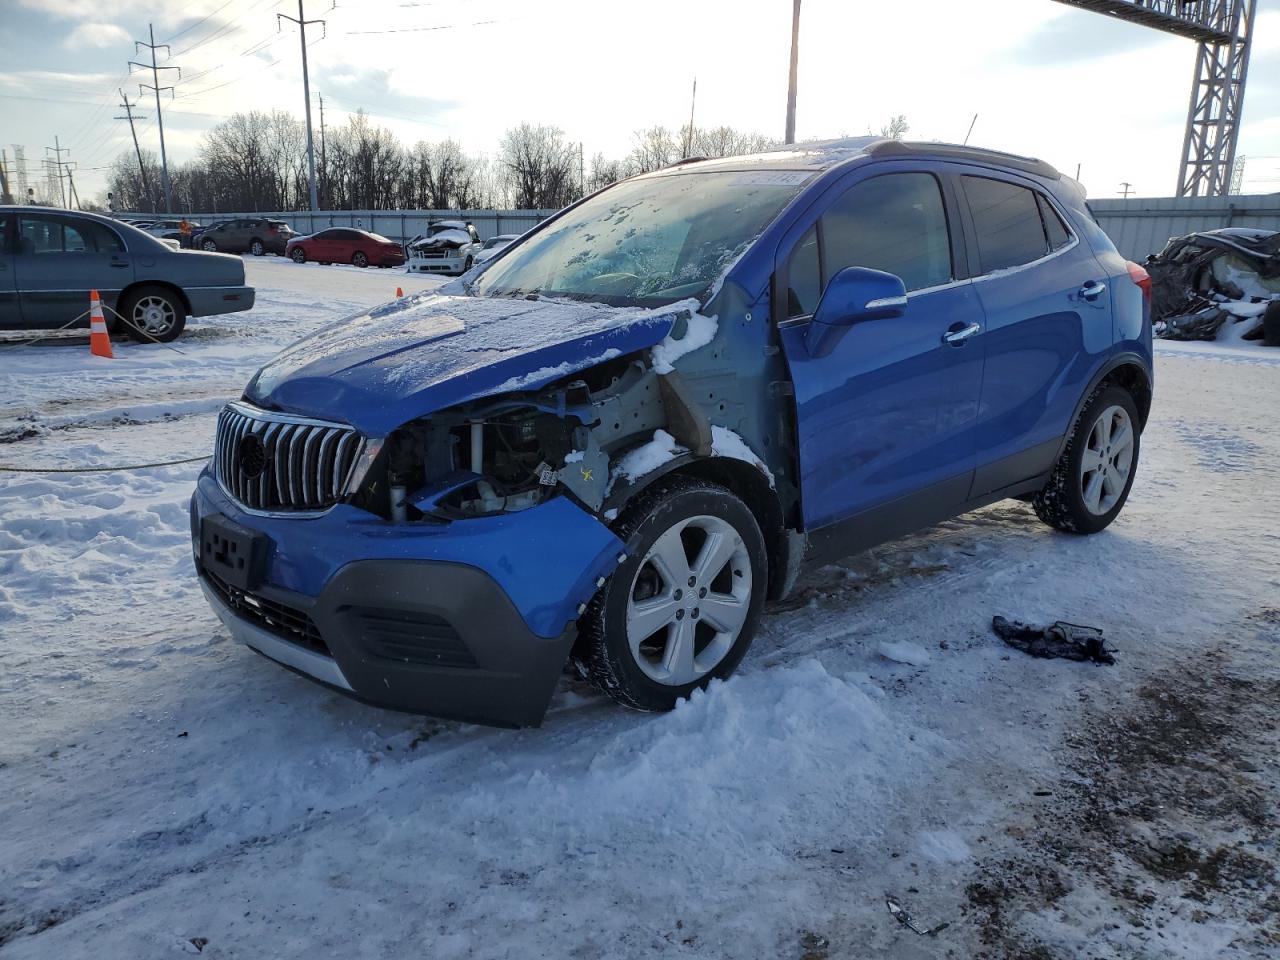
[408,228,471,250]
[244,293,688,436]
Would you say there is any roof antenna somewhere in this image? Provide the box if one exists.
[963,113,978,146]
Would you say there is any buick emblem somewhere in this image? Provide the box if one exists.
[239,432,267,479]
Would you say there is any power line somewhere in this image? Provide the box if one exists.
[163,0,241,45]
[344,17,506,34]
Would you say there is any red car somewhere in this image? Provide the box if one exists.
[286,228,406,268]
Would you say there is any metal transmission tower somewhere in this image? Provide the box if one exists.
[131,24,180,213]
[278,1,327,212]
[115,89,154,213]
[1048,0,1257,197]
[10,146,29,202]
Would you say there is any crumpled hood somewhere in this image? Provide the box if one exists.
[245,292,686,436]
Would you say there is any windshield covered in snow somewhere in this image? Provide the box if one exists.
[471,171,809,306]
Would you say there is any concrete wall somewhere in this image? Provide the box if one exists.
[1090,194,1280,261]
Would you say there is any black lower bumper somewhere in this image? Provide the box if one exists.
[200,559,577,728]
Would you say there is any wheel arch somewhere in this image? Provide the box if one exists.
[604,453,796,601]
[119,279,192,317]
[1056,353,1152,462]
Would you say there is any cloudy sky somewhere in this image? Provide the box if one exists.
[3,0,1279,203]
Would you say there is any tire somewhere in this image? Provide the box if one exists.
[290,248,307,264]
[1033,383,1141,534]
[200,238,217,252]
[250,239,265,256]
[575,476,767,711]
[119,285,187,343]
[352,251,369,268]
[1264,301,1280,348]
[461,256,473,275]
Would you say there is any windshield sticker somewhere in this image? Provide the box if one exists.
[731,171,813,186]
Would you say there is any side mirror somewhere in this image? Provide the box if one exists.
[805,266,908,358]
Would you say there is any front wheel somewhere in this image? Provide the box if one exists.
[250,239,265,256]
[1033,383,1141,534]
[200,238,217,252]
[290,248,306,264]
[352,251,369,268]
[575,477,767,711]
[120,285,187,343]
[460,256,473,275]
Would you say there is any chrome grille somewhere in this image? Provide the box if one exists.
[215,402,362,513]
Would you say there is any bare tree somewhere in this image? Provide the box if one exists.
[878,115,910,140]
[497,124,580,209]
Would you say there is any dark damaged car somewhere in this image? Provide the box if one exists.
[192,138,1154,726]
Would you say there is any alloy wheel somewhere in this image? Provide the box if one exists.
[1079,404,1135,515]
[625,514,752,686]
[132,295,176,338]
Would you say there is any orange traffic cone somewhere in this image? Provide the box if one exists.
[396,286,404,298]
[88,290,114,359]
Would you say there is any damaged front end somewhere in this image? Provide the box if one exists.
[1146,228,1280,344]
[352,351,709,525]
[406,224,476,275]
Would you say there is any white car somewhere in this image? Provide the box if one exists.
[142,219,200,240]
[473,234,518,265]
[406,220,483,275]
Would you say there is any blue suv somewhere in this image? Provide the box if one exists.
[192,138,1153,726]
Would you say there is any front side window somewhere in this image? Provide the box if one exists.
[473,170,810,307]
[823,173,953,293]
[962,175,1049,273]
[785,225,821,317]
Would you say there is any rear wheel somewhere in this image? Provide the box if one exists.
[290,247,306,264]
[1033,383,1141,534]
[352,251,369,268]
[120,285,187,343]
[575,477,767,711]
[250,238,265,256]
[200,238,217,252]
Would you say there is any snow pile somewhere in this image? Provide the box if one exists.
[878,640,932,666]
[610,428,685,486]
[650,304,718,374]
[710,424,774,487]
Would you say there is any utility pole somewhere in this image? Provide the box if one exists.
[683,78,697,159]
[1119,182,1135,199]
[115,89,154,213]
[131,24,179,213]
[784,0,801,144]
[279,1,326,211]
[318,92,327,207]
[66,164,81,210]
[45,137,70,207]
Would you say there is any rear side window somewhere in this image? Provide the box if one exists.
[19,216,122,254]
[822,173,953,293]
[962,176,1049,272]
[1038,194,1072,250]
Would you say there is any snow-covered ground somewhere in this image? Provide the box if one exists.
[2,260,1278,958]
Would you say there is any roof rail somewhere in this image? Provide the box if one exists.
[866,140,1062,181]
[663,156,709,169]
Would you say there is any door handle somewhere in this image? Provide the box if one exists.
[1078,280,1107,301]
[110,261,130,269]
[942,321,981,345]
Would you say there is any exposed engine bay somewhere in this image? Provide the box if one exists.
[351,355,715,522]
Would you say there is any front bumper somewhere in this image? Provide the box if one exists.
[191,473,623,726]
[187,285,255,317]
